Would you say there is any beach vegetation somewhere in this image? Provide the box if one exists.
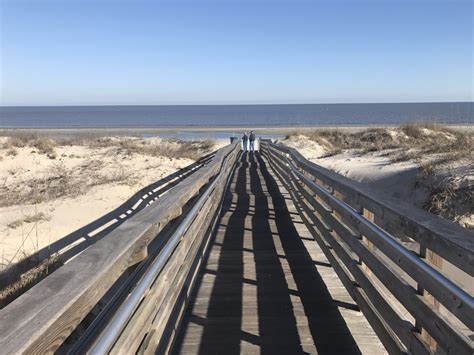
[6,212,50,229]
[0,253,62,308]
[288,123,472,163]
[6,148,18,156]
[2,131,56,155]
[286,123,473,228]
[109,137,215,160]
[0,135,216,208]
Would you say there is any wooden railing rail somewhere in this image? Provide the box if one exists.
[0,143,240,354]
[266,143,473,275]
[263,141,473,355]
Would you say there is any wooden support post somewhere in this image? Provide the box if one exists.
[417,246,442,352]
[361,208,375,276]
[332,190,344,242]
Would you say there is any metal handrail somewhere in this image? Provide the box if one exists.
[89,165,226,354]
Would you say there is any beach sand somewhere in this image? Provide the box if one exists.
[0,135,226,267]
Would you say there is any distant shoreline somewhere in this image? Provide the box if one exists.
[0,123,473,135]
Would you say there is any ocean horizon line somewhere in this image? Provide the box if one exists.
[1,101,472,108]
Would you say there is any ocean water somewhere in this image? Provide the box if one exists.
[0,102,472,128]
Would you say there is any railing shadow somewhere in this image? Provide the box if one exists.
[256,152,362,354]
[175,152,363,354]
[0,153,214,293]
[248,152,307,354]
[191,151,249,354]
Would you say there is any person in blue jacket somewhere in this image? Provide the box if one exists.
[249,131,256,151]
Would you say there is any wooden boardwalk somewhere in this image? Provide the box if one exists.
[1,143,470,354]
[172,152,386,354]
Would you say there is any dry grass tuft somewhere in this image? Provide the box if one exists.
[417,166,473,225]
[6,219,23,229]
[290,128,399,153]
[410,139,472,227]
[0,133,218,304]
[6,148,18,156]
[0,254,62,308]
[6,212,51,230]
[2,131,56,155]
[24,212,50,224]
[287,123,473,227]
[110,138,215,160]
[0,158,138,207]
[1,132,216,160]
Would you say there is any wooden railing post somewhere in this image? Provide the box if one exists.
[416,246,442,352]
[332,190,344,242]
[361,208,375,276]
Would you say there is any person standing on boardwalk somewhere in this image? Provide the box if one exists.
[249,131,256,151]
[242,132,248,151]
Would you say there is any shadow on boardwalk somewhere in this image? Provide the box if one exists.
[0,154,213,307]
[173,152,362,354]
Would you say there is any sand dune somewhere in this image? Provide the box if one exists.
[0,135,225,268]
[281,125,473,229]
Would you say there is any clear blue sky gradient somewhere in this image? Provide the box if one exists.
[0,0,472,105]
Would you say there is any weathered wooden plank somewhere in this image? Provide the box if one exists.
[0,220,155,354]
[266,143,474,345]
[290,178,417,351]
[140,157,238,353]
[157,196,224,355]
[111,179,222,353]
[143,205,218,354]
[282,176,434,355]
[156,152,240,354]
[111,202,214,353]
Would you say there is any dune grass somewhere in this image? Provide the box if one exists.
[287,123,472,162]
[0,253,62,308]
[286,123,473,228]
[0,135,216,207]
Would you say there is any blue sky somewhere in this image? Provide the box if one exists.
[0,0,472,105]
